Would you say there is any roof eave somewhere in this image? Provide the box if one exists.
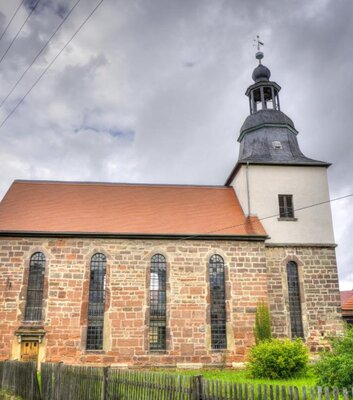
[225,160,331,186]
[0,230,268,241]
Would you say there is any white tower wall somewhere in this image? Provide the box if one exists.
[231,164,335,244]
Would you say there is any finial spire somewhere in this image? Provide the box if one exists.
[253,35,264,64]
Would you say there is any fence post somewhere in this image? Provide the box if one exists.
[192,375,203,400]
[55,362,63,400]
[102,366,109,400]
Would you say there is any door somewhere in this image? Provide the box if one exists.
[20,341,39,362]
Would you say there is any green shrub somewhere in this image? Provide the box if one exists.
[254,300,272,344]
[314,326,353,388]
[248,338,309,379]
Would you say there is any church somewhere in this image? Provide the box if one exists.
[0,49,343,368]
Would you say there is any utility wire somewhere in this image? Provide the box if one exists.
[0,0,41,65]
[179,192,353,241]
[0,0,104,130]
[0,0,26,43]
[0,0,82,108]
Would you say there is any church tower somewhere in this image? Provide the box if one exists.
[226,43,342,344]
[226,46,335,246]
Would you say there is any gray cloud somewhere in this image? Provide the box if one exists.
[0,0,352,289]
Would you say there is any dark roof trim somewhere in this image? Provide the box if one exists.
[0,230,268,241]
[225,161,331,186]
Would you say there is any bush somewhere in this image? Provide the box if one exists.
[248,338,309,379]
[254,300,272,344]
[314,326,353,388]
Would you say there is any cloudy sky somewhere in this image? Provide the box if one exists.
[0,0,352,289]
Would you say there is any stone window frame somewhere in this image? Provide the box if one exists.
[205,250,232,353]
[80,249,111,353]
[282,254,308,340]
[19,248,50,326]
[144,249,171,354]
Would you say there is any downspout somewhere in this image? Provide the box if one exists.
[246,162,251,217]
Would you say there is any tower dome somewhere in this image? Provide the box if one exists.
[252,64,271,82]
[227,45,330,172]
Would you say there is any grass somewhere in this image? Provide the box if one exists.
[0,389,22,400]
[173,367,317,388]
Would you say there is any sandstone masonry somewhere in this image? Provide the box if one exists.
[0,236,343,367]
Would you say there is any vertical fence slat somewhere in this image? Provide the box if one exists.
[318,387,323,400]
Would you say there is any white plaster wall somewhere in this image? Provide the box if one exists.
[232,165,335,244]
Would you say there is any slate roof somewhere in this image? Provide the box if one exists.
[0,180,266,238]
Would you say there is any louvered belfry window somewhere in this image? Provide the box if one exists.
[24,252,46,321]
[287,261,304,339]
[86,253,106,350]
[149,254,167,351]
[209,254,227,350]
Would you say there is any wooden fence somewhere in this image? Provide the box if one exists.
[2,361,353,400]
[0,360,41,400]
[40,362,353,400]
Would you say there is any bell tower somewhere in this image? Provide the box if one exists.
[226,43,335,245]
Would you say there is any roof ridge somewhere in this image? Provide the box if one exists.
[13,179,229,189]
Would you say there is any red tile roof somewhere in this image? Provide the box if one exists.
[340,290,353,306]
[341,291,353,313]
[0,180,266,238]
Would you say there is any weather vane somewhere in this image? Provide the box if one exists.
[254,35,264,51]
[253,35,264,63]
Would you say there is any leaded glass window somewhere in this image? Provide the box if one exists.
[149,254,166,351]
[86,253,106,350]
[209,254,227,350]
[24,252,45,321]
[287,261,304,339]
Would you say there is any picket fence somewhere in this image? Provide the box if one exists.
[1,360,353,400]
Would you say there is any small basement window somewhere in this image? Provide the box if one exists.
[272,141,282,149]
[278,194,295,218]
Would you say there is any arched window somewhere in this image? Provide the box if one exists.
[209,254,227,350]
[86,253,106,350]
[287,261,304,339]
[149,254,166,351]
[24,252,46,321]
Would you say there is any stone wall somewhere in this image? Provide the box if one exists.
[0,237,268,367]
[266,245,343,351]
[0,238,343,366]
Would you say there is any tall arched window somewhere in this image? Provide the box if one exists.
[24,252,46,321]
[149,254,166,351]
[209,254,227,350]
[86,253,106,350]
[287,261,304,339]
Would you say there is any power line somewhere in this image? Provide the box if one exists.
[179,192,353,240]
[0,0,41,66]
[0,0,82,108]
[0,0,104,130]
[0,0,26,43]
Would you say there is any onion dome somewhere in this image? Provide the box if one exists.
[252,63,271,82]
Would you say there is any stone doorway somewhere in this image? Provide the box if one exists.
[20,340,39,362]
